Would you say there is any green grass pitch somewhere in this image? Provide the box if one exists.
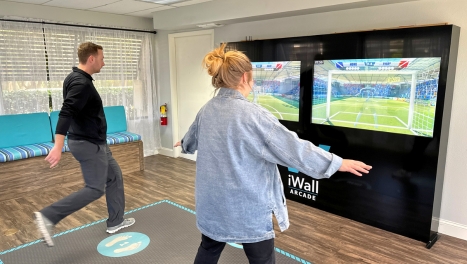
[312,97,435,136]
[247,94,299,121]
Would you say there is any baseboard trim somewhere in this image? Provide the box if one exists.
[157,147,175,157]
[433,218,467,241]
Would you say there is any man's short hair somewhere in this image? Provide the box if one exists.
[77,42,103,64]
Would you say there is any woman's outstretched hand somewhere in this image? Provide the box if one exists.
[174,141,181,147]
[339,159,372,176]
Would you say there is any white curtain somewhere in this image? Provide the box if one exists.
[42,24,161,156]
[0,21,49,115]
[42,24,81,112]
[0,20,160,156]
[85,28,160,156]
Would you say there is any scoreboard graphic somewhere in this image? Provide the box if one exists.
[333,58,413,71]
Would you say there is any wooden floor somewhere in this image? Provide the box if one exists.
[1,155,467,263]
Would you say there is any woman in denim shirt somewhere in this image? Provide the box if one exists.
[176,44,372,264]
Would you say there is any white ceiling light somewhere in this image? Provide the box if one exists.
[138,0,190,4]
[197,23,224,28]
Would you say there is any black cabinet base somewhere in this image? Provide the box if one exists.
[426,233,439,249]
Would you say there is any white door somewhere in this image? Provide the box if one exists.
[169,30,214,161]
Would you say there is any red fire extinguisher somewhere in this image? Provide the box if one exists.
[160,103,168,126]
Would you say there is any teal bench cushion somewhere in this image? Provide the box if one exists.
[0,142,69,163]
[0,112,52,148]
[47,106,140,152]
[49,110,59,136]
[104,106,127,133]
[107,132,141,145]
[50,106,128,136]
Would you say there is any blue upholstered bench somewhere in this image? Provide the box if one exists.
[0,112,54,162]
[104,106,142,145]
[0,106,144,202]
[1,106,143,164]
[49,106,141,149]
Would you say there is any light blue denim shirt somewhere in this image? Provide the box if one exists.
[181,87,343,243]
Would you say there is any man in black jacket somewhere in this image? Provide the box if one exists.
[34,42,135,247]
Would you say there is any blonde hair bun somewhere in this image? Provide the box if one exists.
[203,43,226,78]
[202,43,252,89]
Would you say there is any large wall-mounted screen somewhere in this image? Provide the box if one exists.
[249,61,301,122]
[312,58,441,137]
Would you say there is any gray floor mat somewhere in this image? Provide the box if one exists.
[0,200,311,264]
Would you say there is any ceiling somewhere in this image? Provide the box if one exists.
[0,0,423,30]
[150,0,422,31]
[0,0,214,18]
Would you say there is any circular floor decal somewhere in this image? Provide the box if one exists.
[97,232,150,257]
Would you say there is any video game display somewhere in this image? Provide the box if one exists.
[248,61,301,122]
[312,58,441,137]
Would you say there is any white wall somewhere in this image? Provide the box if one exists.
[156,0,467,240]
[155,30,173,151]
[0,1,153,30]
